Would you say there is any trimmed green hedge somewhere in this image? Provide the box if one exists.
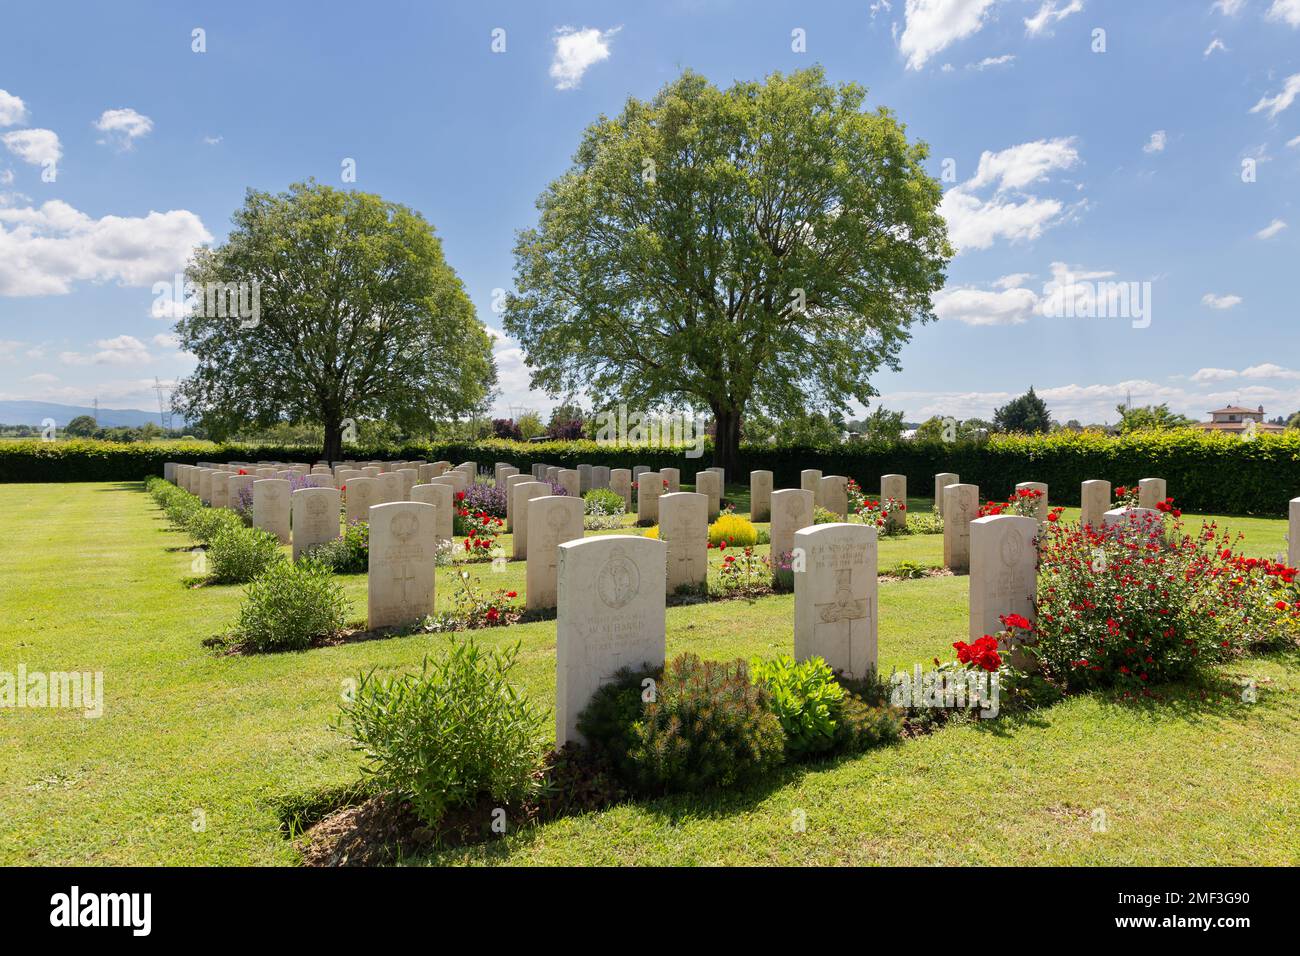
[4,430,1299,516]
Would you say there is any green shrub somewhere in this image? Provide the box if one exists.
[306,520,369,573]
[832,693,905,753]
[234,559,348,652]
[207,525,284,584]
[186,505,244,546]
[583,488,624,514]
[337,637,546,828]
[812,505,839,524]
[749,655,845,758]
[708,513,758,547]
[577,653,785,794]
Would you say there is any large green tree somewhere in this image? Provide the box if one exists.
[993,387,1052,434]
[1116,402,1195,433]
[173,181,495,460]
[503,68,951,472]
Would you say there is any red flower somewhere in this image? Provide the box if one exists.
[506,591,517,598]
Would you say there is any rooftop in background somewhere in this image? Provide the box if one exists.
[1193,404,1285,434]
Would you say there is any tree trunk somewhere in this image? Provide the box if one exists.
[712,406,742,477]
[322,415,343,464]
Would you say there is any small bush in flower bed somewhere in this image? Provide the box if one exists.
[306,520,369,573]
[1033,507,1300,694]
[335,636,546,828]
[207,524,285,584]
[426,571,521,630]
[708,513,757,547]
[234,558,348,652]
[577,653,786,794]
[713,544,771,596]
[583,488,624,514]
[453,492,505,559]
[186,505,245,546]
[460,480,507,519]
[747,655,903,760]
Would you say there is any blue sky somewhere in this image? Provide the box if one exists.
[1,0,1298,426]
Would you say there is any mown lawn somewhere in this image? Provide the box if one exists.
[0,482,1296,866]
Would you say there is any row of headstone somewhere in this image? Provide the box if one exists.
[553,510,1050,746]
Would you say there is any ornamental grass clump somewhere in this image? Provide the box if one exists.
[235,558,348,652]
[337,637,546,828]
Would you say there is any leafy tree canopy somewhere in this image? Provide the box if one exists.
[503,67,951,470]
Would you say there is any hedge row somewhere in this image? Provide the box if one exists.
[4,430,1299,516]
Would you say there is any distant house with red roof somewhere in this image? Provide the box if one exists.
[1192,404,1285,435]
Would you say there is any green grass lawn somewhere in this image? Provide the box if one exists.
[1,482,1296,866]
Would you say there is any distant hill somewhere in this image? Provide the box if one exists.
[0,401,184,429]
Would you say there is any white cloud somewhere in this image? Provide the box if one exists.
[1201,292,1242,309]
[202,135,222,146]
[1024,0,1084,37]
[25,372,58,383]
[0,339,24,362]
[966,137,1081,191]
[1192,367,1239,383]
[1266,0,1300,27]
[971,54,1015,70]
[934,284,1041,325]
[151,333,179,349]
[94,108,153,149]
[1203,37,1227,57]
[1211,0,1245,14]
[1250,73,1300,119]
[1142,130,1167,153]
[1288,134,1300,148]
[1,129,61,167]
[1256,218,1288,239]
[487,329,553,417]
[61,334,153,366]
[549,26,619,90]
[899,0,996,71]
[0,199,211,296]
[0,168,12,186]
[0,90,28,127]
[940,138,1082,252]
[1243,362,1300,379]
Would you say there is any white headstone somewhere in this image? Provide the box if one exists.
[1291,497,1300,569]
[800,469,823,506]
[1080,480,1111,530]
[694,469,721,520]
[819,475,849,520]
[934,473,959,516]
[880,474,907,531]
[558,468,581,498]
[661,467,680,494]
[1015,481,1049,522]
[525,496,585,611]
[969,514,1038,656]
[750,470,773,522]
[367,501,437,629]
[504,472,531,531]
[410,482,454,544]
[292,487,342,561]
[637,471,664,523]
[511,481,552,560]
[794,523,878,679]
[591,465,610,490]
[942,483,979,572]
[770,488,814,569]
[253,478,291,544]
[555,536,667,746]
[659,492,709,593]
[610,469,632,512]
[344,476,380,526]
[1138,478,1167,511]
